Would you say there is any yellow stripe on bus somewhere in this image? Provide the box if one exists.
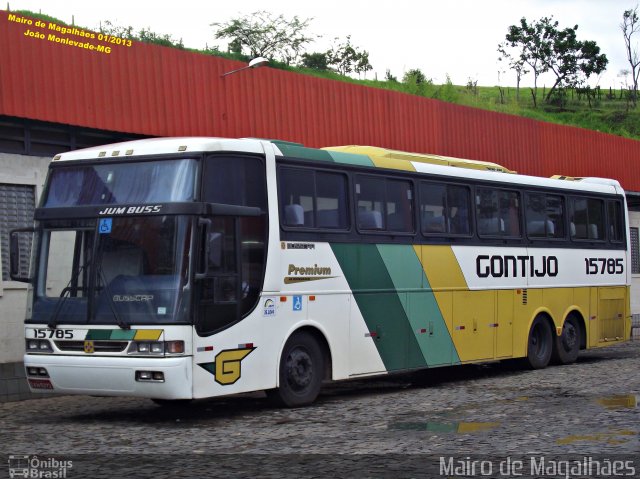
[413,245,468,290]
[134,330,163,340]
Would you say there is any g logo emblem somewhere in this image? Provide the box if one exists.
[84,341,95,354]
[214,348,254,385]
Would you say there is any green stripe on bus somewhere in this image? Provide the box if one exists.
[273,143,335,162]
[331,243,424,372]
[110,330,137,340]
[85,329,137,340]
[85,330,112,340]
[377,244,460,367]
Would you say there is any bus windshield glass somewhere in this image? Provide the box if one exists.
[43,159,197,206]
[32,216,192,325]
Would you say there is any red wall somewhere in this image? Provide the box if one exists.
[2,12,639,189]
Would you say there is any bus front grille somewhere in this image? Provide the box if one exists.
[55,341,128,352]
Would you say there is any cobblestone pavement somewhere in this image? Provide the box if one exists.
[0,342,638,478]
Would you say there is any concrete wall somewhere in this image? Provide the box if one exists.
[0,152,50,401]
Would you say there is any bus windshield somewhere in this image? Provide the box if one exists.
[32,215,192,325]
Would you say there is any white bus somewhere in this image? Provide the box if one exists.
[11,138,630,407]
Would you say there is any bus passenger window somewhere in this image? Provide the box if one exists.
[316,172,348,229]
[525,193,565,239]
[279,167,348,230]
[419,183,471,235]
[476,188,521,237]
[356,176,414,232]
[420,183,446,233]
[386,179,413,232]
[356,177,386,230]
[570,197,604,240]
[280,168,315,227]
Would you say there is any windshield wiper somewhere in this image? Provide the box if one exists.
[96,264,130,330]
[48,264,88,329]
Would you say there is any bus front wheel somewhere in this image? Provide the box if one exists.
[267,331,324,408]
[524,315,552,369]
[552,315,581,364]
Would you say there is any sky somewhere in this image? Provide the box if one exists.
[5,0,638,88]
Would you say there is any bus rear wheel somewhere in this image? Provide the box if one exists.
[524,315,552,369]
[552,315,581,364]
[267,331,324,408]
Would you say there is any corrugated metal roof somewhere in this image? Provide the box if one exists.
[2,11,640,189]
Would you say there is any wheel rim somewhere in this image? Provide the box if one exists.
[561,321,578,352]
[285,347,314,392]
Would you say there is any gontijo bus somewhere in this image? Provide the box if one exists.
[10,138,631,407]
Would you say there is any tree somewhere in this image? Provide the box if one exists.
[435,74,459,103]
[542,23,608,103]
[499,17,552,107]
[326,36,372,77]
[301,52,329,70]
[384,69,398,82]
[497,40,529,101]
[402,68,434,97]
[621,5,640,105]
[499,16,608,106]
[212,11,315,65]
[402,68,428,84]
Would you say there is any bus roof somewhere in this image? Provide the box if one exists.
[51,137,622,196]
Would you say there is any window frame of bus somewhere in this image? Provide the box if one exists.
[523,191,567,242]
[354,174,415,235]
[418,180,473,238]
[568,195,607,243]
[474,186,523,239]
[278,165,351,232]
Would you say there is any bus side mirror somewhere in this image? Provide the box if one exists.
[9,228,34,283]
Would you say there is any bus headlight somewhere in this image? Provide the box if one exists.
[26,366,49,377]
[26,339,53,353]
[128,341,184,355]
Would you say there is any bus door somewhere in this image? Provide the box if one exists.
[195,216,243,335]
[192,207,267,397]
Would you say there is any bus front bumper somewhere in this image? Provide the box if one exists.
[23,354,193,399]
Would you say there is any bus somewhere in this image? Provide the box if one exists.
[11,137,631,407]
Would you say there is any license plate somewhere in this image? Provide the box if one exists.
[28,378,53,390]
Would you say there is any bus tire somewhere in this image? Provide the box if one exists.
[552,315,580,364]
[267,331,324,408]
[524,315,552,369]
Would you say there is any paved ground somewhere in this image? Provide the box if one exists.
[0,341,638,478]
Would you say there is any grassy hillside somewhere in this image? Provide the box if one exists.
[299,68,640,141]
[12,9,640,142]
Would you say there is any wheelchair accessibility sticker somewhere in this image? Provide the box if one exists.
[98,218,112,234]
[292,295,303,312]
